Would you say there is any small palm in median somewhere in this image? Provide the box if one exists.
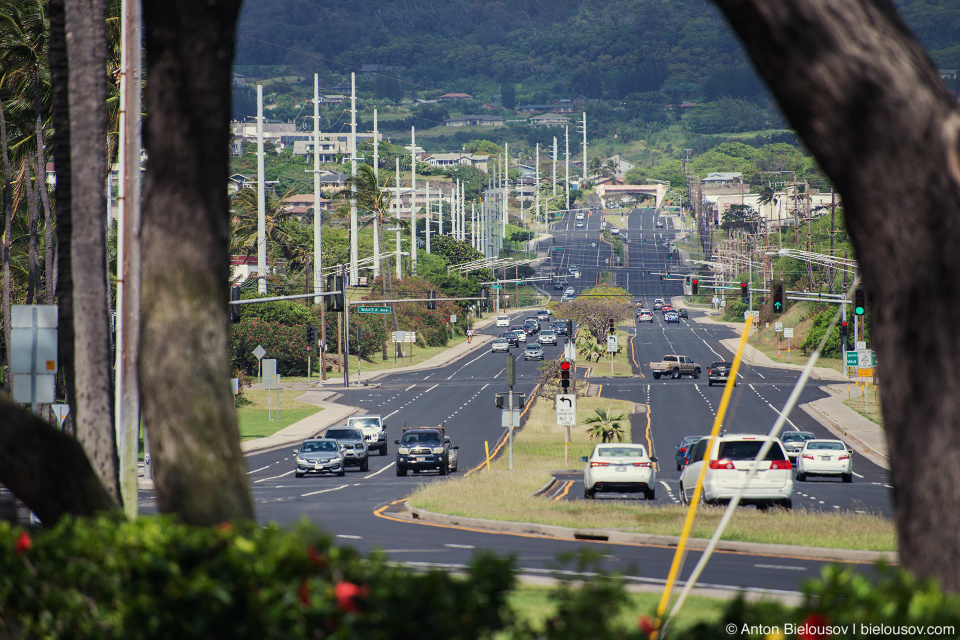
[584,406,627,443]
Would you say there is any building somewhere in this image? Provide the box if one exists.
[421,153,490,172]
[444,115,505,127]
[439,92,473,100]
[528,114,572,128]
[701,172,743,188]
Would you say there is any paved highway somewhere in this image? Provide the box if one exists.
[141,206,893,597]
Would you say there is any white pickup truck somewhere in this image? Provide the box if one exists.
[346,415,388,455]
[648,355,701,380]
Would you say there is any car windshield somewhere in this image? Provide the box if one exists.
[402,432,442,445]
[526,344,539,350]
[348,418,379,428]
[781,432,815,442]
[326,429,362,439]
[717,441,786,461]
[597,446,646,458]
[807,442,845,450]
[300,441,337,453]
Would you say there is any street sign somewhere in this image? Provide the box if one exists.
[858,368,874,378]
[490,284,503,289]
[783,327,794,339]
[846,351,858,366]
[606,335,618,353]
[564,342,577,361]
[556,394,577,426]
[501,409,520,428]
[358,306,391,314]
[774,322,783,332]
[857,349,872,368]
[253,345,266,360]
[51,404,70,428]
[11,304,58,404]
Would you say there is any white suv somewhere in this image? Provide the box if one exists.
[679,434,793,509]
[496,315,510,327]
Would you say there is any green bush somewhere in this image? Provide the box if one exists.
[231,318,314,377]
[799,308,846,357]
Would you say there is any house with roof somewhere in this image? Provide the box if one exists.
[439,92,473,101]
[528,114,572,128]
[228,173,280,195]
[444,115,505,127]
[422,153,489,172]
[701,172,743,188]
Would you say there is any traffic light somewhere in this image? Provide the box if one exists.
[229,286,242,323]
[560,360,571,390]
[691,278,699,295]
[839,320,848,343]
[306,326,316,345]
[659,273,663,285]
[326,274,345,312]
[772,282,784,313]
[609,317,615,334]
[854,289,866,316]
[740,282,748,302]
[427,290,436,310]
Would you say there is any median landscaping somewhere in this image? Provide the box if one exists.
[408,392,896,552]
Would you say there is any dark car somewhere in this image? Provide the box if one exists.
[395,427,450,476]
[707,361,735,387]
[553,281,564,290]
[324,427,369,471]
[523,319,539,335]
[552,321,569,336]
[678,308,688,319]
[500,331,520,347]
[675,435,706,471]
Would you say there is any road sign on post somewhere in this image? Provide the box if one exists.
[358,306,391,314]
[556,394,577,426]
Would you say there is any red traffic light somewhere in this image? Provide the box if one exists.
[560,361,571,371]
[691,278,699,295]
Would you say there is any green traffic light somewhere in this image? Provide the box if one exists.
[854,305,864,315]
[774,302,782,312]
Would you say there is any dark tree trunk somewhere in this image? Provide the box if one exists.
[140,0,253,524]
[713,0,960,590]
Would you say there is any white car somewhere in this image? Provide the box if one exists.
[576,221,584,228]
[443,436,459,473]
[496,315,510,327]
[580,443,658,500]
[679,434,793,509]
[795,439,853,483]
[576,211,585,220]
[610,226,620,235]
[563,287,575,297]
[491,338,510,353]
[636,310,654,323]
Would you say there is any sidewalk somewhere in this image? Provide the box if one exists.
[684,302,888,470]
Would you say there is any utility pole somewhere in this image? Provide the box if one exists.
[312,75,327,380]
[349,72,359,286]
[581,112,587,184]
[257,85,266,294]
[535,144,541,226]
[395,158,402,276]
[564,126,570,210]
[373,109,380,278]
[552,136,557,197]
[411,126,418,273]
[425,182,431,254]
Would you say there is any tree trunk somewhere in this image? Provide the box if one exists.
[25,150,40,304]
[0,101,12,395]
[713,0,960,590]
[140,0,253,524]
[60,0,120,503]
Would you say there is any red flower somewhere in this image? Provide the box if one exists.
[298,578,311,606]
[308,545,326,569]
[638,615,657,636]
[334,581,368,614]
[15,531,31,555]
[217,522,233,533]
[798,612,832,640]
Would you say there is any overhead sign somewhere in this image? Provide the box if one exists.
[358,306,391,314]
[490,284,503,289]
[556,394,577,426]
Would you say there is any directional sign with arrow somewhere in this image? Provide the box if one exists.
[556,394,577,426]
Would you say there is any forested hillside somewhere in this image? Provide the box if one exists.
[235,0,959,105]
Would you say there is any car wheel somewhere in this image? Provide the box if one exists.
[676,462,682,472]
[380,444,388,456]
[360,458,369,472]
[583,486,594,499]
[708,381,713,387]
[693,368,701,379]
[842,473,853,483]
[653,373,661,380]
[779,499,793,510]
[295,471,304,478]
[671,368,681,379]
[396,464,407,477]
[438,458,448,476]
[678,482,686,504]
[337,468,346,477]
[644,488,655,500]
[796,472,805,482]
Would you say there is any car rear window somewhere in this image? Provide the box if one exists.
[349,418,379,428]
[717,440,785,461]
[326,429,362,439]
[808,442,844,450]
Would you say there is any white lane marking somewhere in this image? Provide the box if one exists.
[754,564,807,571]
[444,544,475,549]
[337,534,363,539]
[423,374,433,380]
[405,384,415,391]
[853,472,864,478]
[256,471,294,483]
[384,409,400,419]
[302,484,350,497]
[364,461,397,478]
[424,384,439,393]
[447,351,490,379]
[248,464,274,475]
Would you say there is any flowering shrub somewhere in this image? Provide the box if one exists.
[231,317,316,376]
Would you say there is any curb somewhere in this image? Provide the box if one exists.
[403,504,897,565]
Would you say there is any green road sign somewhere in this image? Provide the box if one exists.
[490,284,503,289]
[357,306,391,314]
[845,351,858,366]
[552,246,564,251]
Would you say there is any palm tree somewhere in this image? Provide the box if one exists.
[229,187,303,271]
[584,406,627,443]
[339,163,408,279]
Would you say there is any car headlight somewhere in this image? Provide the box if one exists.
[398,447,409,455]
[296,457,305,464]
[432,447,445,454]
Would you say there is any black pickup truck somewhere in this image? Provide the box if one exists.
[395,427,450,476]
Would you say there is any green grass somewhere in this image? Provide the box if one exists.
[236,389,322,440]
[409,393,896,551]
[843,384,883,427]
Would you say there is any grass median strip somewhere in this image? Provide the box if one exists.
[408,393,896,551]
